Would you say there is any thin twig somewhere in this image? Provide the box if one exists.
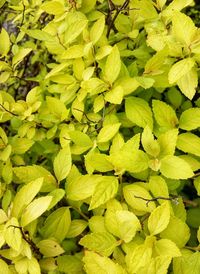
[71,206,89,221]
[134,195,179,207]
[0,103,17,116]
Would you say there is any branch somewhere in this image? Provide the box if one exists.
[0,103,17,116]
[134,195,179,207]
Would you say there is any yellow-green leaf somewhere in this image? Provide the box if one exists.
[177,68,198,100]
[148,202,170,235]
[0,28,10,56]
[168,58,195,84]
[90,16,105,44]
[41,0,65,15]
[37,239,64,257]
[89,176,118,210]
[53,146,72,182]
[179,108,200,130]
[21,196,52,227]
[12,48,32,69]
[11,178,43,218]
[65,20,88,44]
[160,155,194,179]
[154,239,181,257]
[104,45,121,84]
[97,123,121,143]
[177,133,200,157]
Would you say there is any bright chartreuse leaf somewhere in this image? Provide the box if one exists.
[149,176,169,204]
[4,217,22,251]
[123,184,156,213]
[11,178,43,218]
[157,129,178,157]
[83,251,126,274]
[37,239,64,257]
[53,146,72,182]
[154,238,181,257]
[177,68,198,99]
[105,85,124,104]
[64,19,88,44]
[79,232,119,257]
[10,137,34,154]
[12,48,32,69]
[66,174,102,201]
[194,176,200,196]
[105,209,141,243]
[104,45,121,84]
[141,126,160,157]
[177,132,200,157]
[57,255,84,274]
[168,58,195,84]
[40,207,71,242]
[13,165,57,192]
[40,1,65,15]
[46,96,69,121]
[66,219,88,238]
[160,155,194,179]
[152,100,178,129]
[69,130,93,147]
[179,108,200,130]
[160,215,190,248]
[171,11,197,46]
[125,97,153,129]
[89,176,118,210]
[90,16,105,44]
[20,196,52,227]
[0,28,10,57]
[97,123,121,143]
[0,259,10,274]
[85,152,113,174]
[148,202,170,235]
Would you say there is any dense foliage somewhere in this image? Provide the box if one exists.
[0,0,200,273]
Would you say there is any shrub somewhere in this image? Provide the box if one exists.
[0,0,200,273]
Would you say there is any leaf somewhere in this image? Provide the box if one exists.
[152,100,178,129]
[105,85,124,104]
[194,176,200,196]
[45,63,70,79]
[109,149,149,174]
[66,174,102,201]
[149,176,169,203]
[160,155,194,179]
[40,207,71,242]
[11,178,43,218]
[57,255,83,274]
[69,130,93,147]
[61,45,84,59]
[21,196,52,227]
[157,129,178,157]
[12,48,32,69]
[160,215,190,248]
[179,108,200,130]
[125,97,153,129]
[53,146,72,182]
[66,219,88,238]
[172,11,197,46]
[41,0,65,15]
[148,202,170,235]
[85,152,113,174]
[197,226,200,243]
[141,126,160,157]
[4,218,22,251]
[83,251,125,274]
[123,184,156,213]
[65,20,88,44]
[24,29,54,41]
[90,16,105,44]
[89,176,118,210]
[47,189,65,210]
[0,28,10,56]
[154,239,181,258]
[13,165,57,192]
[79,232,119,256]
[11,137,34,154]
[105,209,141,243]
[168,58,195,84]
[177,68,198,100]
[46,96,69,121]
[97,123,121,143]
[37,239,64,257]
[0,259,10,274]
[104,45,121,84]
[177,133,200,157]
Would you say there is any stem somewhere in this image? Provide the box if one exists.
[71,206,89,221]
